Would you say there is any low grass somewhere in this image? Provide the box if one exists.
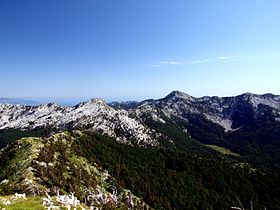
[206,144,240,157]
[0,195,88,210]
[0,196,44,210]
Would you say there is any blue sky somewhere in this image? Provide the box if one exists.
[0,0,280,103]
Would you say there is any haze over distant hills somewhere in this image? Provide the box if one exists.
[0,97,92,107]
[0,98,38,105]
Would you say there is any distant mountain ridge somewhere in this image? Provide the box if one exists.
[0,98,38,105]
[2,91,280,151]
[110,91,280,132]
[2,91,280,167]
[0,98,161,147]
[110,91,280,168]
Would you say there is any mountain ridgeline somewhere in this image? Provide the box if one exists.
[111,91,280,169]
[0,91,280,209]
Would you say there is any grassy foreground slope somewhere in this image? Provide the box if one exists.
[0,131,150,209]
[0,130,279,209]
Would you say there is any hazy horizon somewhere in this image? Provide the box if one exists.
[1,89,279,106]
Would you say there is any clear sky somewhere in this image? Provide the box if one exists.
[1,0,280,103]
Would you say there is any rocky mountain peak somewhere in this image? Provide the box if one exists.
[164,90,194,101]
[79,98,108,110]
[38,102,59,109]
[74,98,107,109]
[121,90,280,134]
[0,98,159,147]
[235,93,280,110]
[88,98,106,105]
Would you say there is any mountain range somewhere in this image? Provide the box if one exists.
[1,91,280,209]
[0,99,158,147]
[111,91,280,167]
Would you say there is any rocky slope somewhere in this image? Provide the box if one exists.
[0,131,151,209]
[0,99,159,146]
[111,91,280,133]
[110,91,280,168]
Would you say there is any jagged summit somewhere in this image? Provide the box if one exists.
[120,90,280,133]
[234,92,280,109]
[87,98,106,105]
[164,90,279,101]
[241,92,255,96]
[0,98,158,146]
[163,90,194,101]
